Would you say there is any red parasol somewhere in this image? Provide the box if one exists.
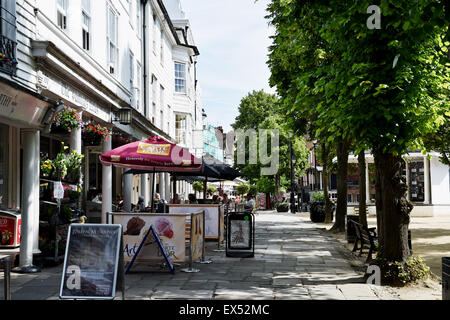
[99,136,202,172]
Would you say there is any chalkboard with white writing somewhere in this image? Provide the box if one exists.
[59,224,123,300]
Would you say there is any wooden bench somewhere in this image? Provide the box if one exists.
[350,220,413,263]
[350,220,378,263]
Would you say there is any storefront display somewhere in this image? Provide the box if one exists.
[409,160,425,202]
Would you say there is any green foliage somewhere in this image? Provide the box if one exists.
[423,116,450,165]
[206,186,217,194]
[375,255,431,286]
[266,0,449,156]
[192,181,204,193]
[236,183,250,196]
[232,90,279,131]
[248,185,258,196]
[232,90,309,192]
[312,191,325,202]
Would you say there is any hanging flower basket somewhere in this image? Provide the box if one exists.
[51,106,83,134]
[112,135,130,148]
[40,143,84,184]
[83,124,110,146]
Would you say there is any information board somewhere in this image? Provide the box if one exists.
[59,224,122,300]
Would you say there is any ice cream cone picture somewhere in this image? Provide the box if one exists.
[155,217,174,239]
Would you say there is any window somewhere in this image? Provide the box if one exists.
[160,33,164,66]
[1,0,17,41]
[81,0,90,51]
[160,85,164,130]
[152,15,157,54]
[175,62,186,93]
[107,5,118,74]
[57,0,67,30]
[136,0,141,38]
[152,74,157,122]
[129,50,134,88]
[136,62,141,110]
[160,85,164,111]
[176,114,187,145]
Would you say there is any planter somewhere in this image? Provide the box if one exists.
[50,125,70,135]
[276,203,289,212]
[83,136,102,146]
[310,201,335,223]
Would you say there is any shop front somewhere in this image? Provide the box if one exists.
[0,77,59,272]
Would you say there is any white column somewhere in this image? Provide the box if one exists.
[102,137,112,224]
[20,129,40,269]
[319,172,323,190]
[123,169,132,211]
[159,172,165,200]
[165,173,170,202]
[365,162,370,204]
[141,173,149,207]
[424,157,430,204]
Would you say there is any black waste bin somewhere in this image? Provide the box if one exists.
[443,257,450,300]
[226,212,255,258]
[346,215,360,243]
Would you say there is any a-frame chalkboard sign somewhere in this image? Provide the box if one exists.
[59,224,125,300]
[125,225,175,275]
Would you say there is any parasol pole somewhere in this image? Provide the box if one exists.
[173,175,177,202]
[203,176,208,200]
[151,168,156,213]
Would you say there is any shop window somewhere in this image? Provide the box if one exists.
[409,160,425,202]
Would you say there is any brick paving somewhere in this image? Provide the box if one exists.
[0,211,398,300]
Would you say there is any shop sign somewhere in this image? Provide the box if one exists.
[38,70,110,121]
[0,81,48,127]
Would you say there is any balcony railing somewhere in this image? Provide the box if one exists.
[0,35,17,75]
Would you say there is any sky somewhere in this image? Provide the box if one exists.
[181,0,276,133]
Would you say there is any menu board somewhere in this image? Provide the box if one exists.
[190,211,204,261]
[169,205,222,239]
[229,219,251,249]
[257,193,266,210]
[59,224,122,300]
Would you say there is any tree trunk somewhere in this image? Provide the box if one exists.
[358,151,368,227]
[373,150,412,263]
[322,142,332,223]
[330,138,350,232]
[275,174,281,196]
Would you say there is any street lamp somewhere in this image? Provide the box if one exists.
[313,140,318,191]
[289,133,297,214]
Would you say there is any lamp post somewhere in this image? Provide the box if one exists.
[289,133,297,214]
[313,140,318,191]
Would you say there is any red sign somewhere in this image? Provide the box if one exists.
[0,215,21,247]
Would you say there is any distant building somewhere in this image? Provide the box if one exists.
[203,123,224,162]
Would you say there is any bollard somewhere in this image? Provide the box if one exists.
[2,256,11,300]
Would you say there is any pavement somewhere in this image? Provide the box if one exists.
[0,210,428,300]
